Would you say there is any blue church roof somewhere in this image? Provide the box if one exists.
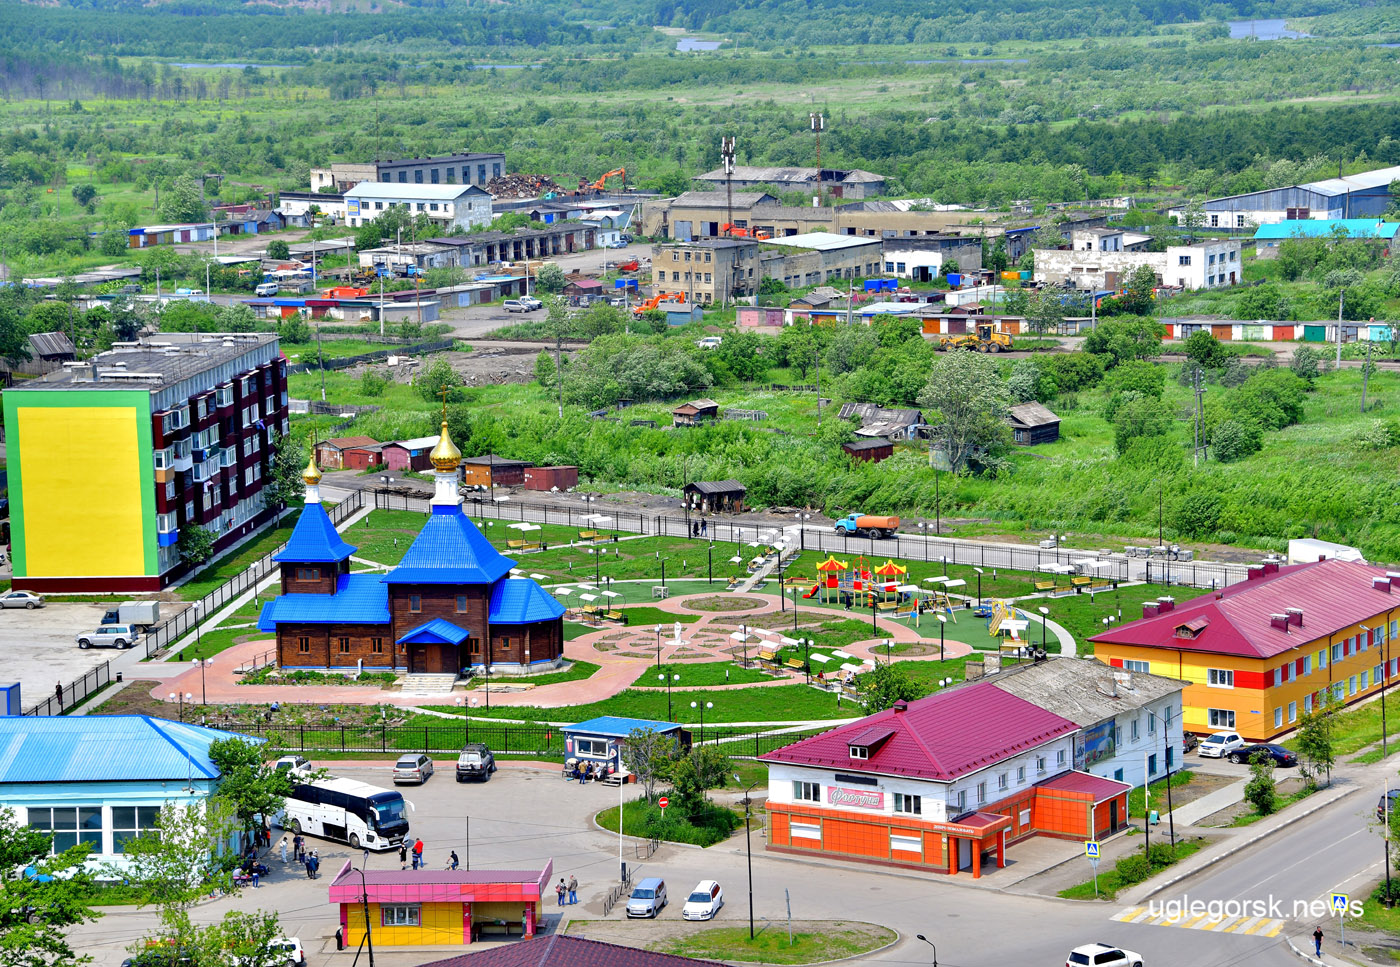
[0,715,262,783]
[396,618,471,646]
[489,578,566,624]
[258,573,390,630]
[273,503,356,564]
[384,504,515,586]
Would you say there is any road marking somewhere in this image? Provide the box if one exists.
[1111,908,1284,939]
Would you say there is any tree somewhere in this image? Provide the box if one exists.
[1029,224,1066,252]
[1103,359,1165,398]
[1295,695,1336,788]
[1083,317,1165,366]
[206,739,294,845]
[624,727,674,803]
[359,370,388,397]
[266,433,307,509]
[177,527,215,567]
[1242,753,1278,816]
[416,358,464,404]
[534,263,566,295]
[70,184,97,208]
[916,350,1012,472]
[1110,392,1171,456]
[1180,198,1206,239]
[857,663,927,714]
[1114,265,1159,317]
[0,300,33,366]
[986,238,1009,275]
[114,799,239,917]
[534,349,556,387]
[1183,330,1227,370]
[1209,419,1260,462]
[278,317,311,344]
[1025,286,1065,334]
[265,240,290,261]
[1007,359,1041,403]
[158,174,208,224]
[0,807,103,967]
[1290,345,1323,382]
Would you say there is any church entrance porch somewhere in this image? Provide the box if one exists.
[410,642,459,675]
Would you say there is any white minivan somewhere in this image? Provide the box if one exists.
[255,282,279,297]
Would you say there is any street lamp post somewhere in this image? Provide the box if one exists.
[914,934,938,967]
[708,542,713,585]
[802,638,810,684]
[735,775,759,940]
[655,624,663,670]
[1037,606,1049,656]
[690,700,713,744]
[192,658,213,706]
[352,865,376,967]
[659,673,679,720]
[795,511,811,550]
[972,566,983,609]
[168,691,193,722]
[937,613,946,661]
[192,601,203,658]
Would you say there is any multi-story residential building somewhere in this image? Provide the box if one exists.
[761,681,1132,877]
[3,333,290,592]
[1033,238,1242,291]
[1091,558,1400,741]
[312,154,506,193]
[344,183,493,232]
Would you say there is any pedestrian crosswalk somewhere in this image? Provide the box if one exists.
[1111,906,1285,937]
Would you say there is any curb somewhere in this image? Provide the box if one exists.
[1285,936,1327,967]
[1131,784,1359,902]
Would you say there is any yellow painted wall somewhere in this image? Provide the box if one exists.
[345,902,462,947]
[16,404,147,577]
[472,901,528,925]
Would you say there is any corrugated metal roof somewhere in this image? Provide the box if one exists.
[988,657,1184,727]
[489,579,566,625]
[565,717,681,738]
[384,506,514,586]
[683,480,745,494]
[273,503,356,564]
[319,437,378,450]
[760,683,1077,781]
[258,573,390,630]
[28,331,76,359]
[1036,770,1132,802]
[414,935,730,967]
[1007,402,1061,428]
[345,182,488,201]
[396,618,470,646]
[1253,219,1399,240]
[0,716,261,783]
[770,231,880,252]
[670,191,777,208]
[1303,164,1400,196]
[1090,558,1392,659]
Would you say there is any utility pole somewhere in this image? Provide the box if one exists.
[809,112,825,203]
[1192,366,1207,466]
[555,330,563,419]
[1362,329,1374,413]
[1336,287,1345,370]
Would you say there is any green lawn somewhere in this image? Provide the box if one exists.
[647,923,897,965]
[1227,785,1315,827]
[159,626,268,663]
[430,682,857,723]
[782,551,1041,601]
[613,606,702,627]
[631,661,771,688]
[1128,770,1195,819]
[485,660,600,688]
[1058,838,1206,901]
[1039,583,1211,646]
[1280,690,1400,760]
[177,517,298,601]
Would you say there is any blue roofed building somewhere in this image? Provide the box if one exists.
[0,715,262,871]
[561,717,683,780]
[1253,219,1400,256]
[259,419,564,677]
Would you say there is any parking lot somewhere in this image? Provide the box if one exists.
[0,601,139,708]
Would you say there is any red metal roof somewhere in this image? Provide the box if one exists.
[1037,770,1132,803]
[328,860,550,904]
[759,683,1077,781]
[1089,558,1394,659]
[416,935,730,967]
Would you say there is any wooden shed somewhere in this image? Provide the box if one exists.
[380,435,439,472]
[461,454,534,488]
[684,480,746,514]
[315,436,378,470]
[842,439,894,463]
[522,466,579,492]
[672,398,721,427]
[1007,402,1061,446]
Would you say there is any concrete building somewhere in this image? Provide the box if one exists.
[761,684,1131,876]
[425,225,598,267]
[881,235,984,281]
[1033,239,1241,291]
[357,242,458,275]
[988,658,1186,791]
[4,333,289,592]
[1091,558,1400,741]
[1069,228,1152,253]
[278,191,347,225]
[693,165,887,199]
[312,154,505,193]
[760,232,884,286]
[344,183,492,232]
[652,238,760,304]
[127,223,216,248]
[1252,219,1400,257]
[1175,163,1400,229]
[0,716,261,872]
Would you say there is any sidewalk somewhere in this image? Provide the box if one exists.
[1167,777,1248,826]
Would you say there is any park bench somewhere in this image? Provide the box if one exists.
[578,529,602,542]
[1034,580,1056,592]
[784,658,806,672]
[877,600,900,612]
[1053,585,1074,597]
[725,577,741,591]
[757,649,779,666]
[1090,579,1112,591]
[605,610,627,624]
[506,539,544,552]
[1071,576,1092,590]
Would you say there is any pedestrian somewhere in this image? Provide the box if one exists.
[556,879,566,907]
[304,855,314,880]
[450,850,459,870]
[399,842,408,869]
[251,867,259,888]
[279,837,288,864]
[412,838,424,870]
[293,834,304,862]
[310,850,320,879]
[568,875,577,905]
[1313,926,1323,957]
[692,521,699,538]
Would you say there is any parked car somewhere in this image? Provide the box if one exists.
[0,590,44,609]
[75,624,141,650]
[1228,743,1297,766]
[392,753,434,784]
[267,938,306,966]
[1377,788,1400,822]
[1182,733,1199,753]
[273,755,312,777]
[502,299,530,313]
[625,877,667,918]
[518,296,543,310]
[682,880,723,921]
[619,233,633,243]
[456,743,497,782]
[606,239,627,248]
[1197,731,1245,758]
[1066,943,1143,967]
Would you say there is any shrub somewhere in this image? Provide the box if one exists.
[1114,853,1151,884]
[360,370,388,397]
[1172,491,1222,538]
[1243,756,1278,816]
[1183,331,1228,369]
[1235,369,1307,430]
[1147,843,1176,868]
[1040,351,1105,392]
[1352,419,1400,451]
[1211,420,1261,462]
[1103,359,1165,398]
[1290,346,1323,382]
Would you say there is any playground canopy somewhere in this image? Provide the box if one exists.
[816,555,849,572]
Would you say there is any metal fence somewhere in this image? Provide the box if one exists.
[372,490,1252,590]
[24,492,365,716]
[24,661,112,717]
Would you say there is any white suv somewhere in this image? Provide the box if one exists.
[1197,731,1244,758]
[76,624,141,650]
[1067,943,1143,967]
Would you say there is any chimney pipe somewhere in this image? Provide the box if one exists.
[1387,571,1400,589]
[1376,577,1394,593]
[1263,560,1280,575]
[1143,603,1160,619]
[1285,607,1303,627]
[1248,566,1265,581]
[1270,614,1290,631]
[1157,596,1175,613]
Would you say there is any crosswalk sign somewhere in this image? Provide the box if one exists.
[1330,893,1348,915]
[1085,841,1100,859]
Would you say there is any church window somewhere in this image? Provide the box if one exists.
[456,595,468,613]
[297,637,310,653]
[371,638,383,654]
[296,567,320,581]
[409,594,421,613]
[337,637,350,654]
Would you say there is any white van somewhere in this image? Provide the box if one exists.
[255,282,279,297]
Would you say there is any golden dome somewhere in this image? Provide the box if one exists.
[429,419,462,472]
[302,451,323,486]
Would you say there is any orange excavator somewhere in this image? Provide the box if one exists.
[720,222,772,240]
[583,167,626,193]
[632,291,686,315]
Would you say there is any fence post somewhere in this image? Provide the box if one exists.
[424,726,429,752]
[341,725,346,751]
[300,725,304,752]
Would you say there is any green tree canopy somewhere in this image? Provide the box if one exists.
[916,349,1011,472]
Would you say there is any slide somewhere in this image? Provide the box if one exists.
[803,584,820,599]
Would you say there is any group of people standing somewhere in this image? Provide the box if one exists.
[277,833,319,878]
[555,876,578,906]
[568,761,603,783]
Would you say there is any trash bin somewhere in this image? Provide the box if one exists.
[1149,810,1160,826]
[115,671,123,683]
